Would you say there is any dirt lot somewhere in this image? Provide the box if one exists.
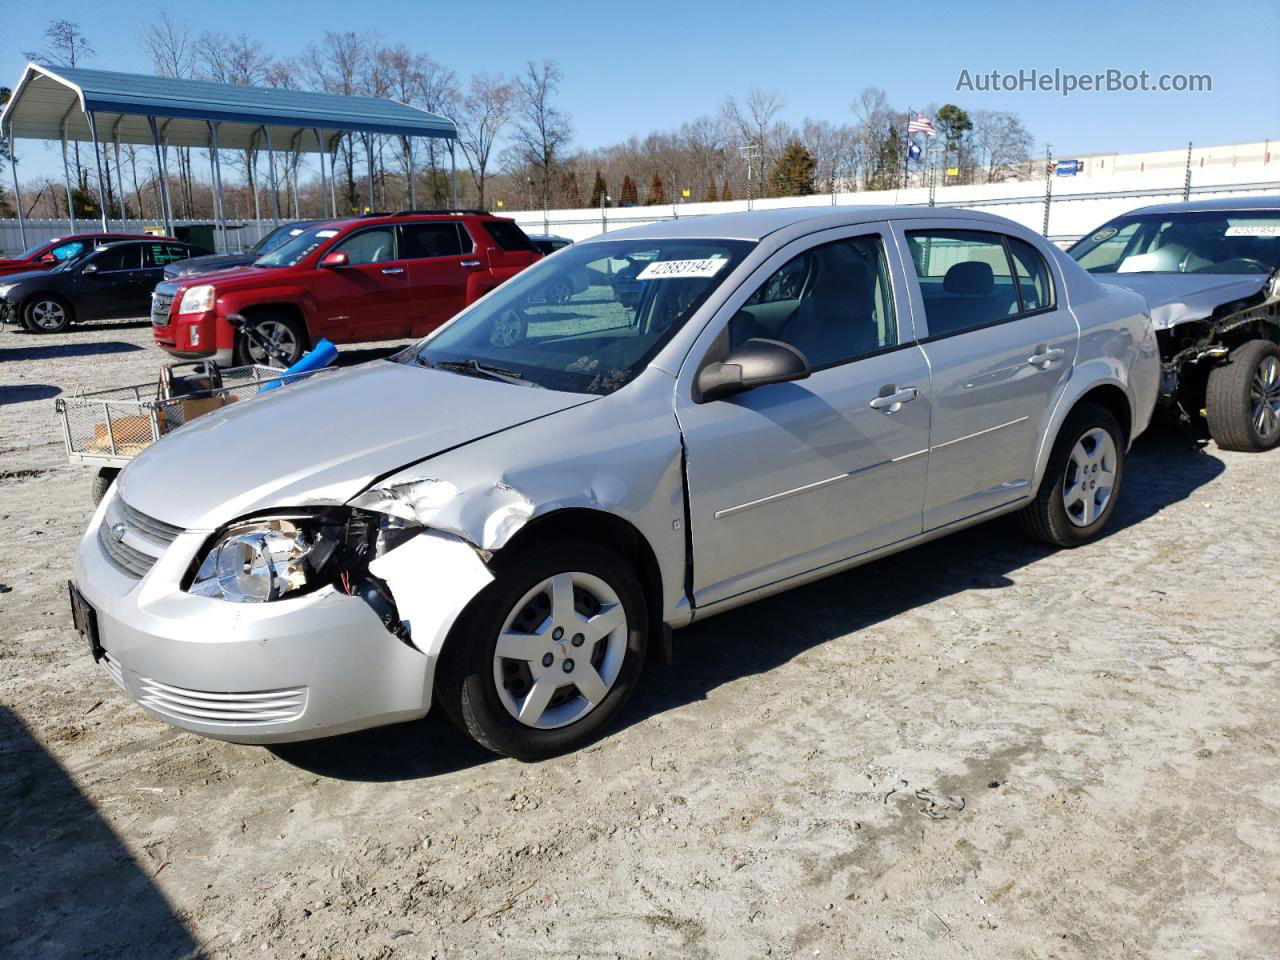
[1,319,1277,960]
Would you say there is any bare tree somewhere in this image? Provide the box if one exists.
[140,14,198,216]
[25,20,97,208]
[969,110,1033,183]
[457,74,514,209]
[302,32,369,210]
[199,31,274,220]
[512,60,572,214]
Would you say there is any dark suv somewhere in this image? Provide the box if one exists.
[151,211,542,366]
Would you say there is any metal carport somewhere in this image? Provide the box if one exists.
[0,63,459,249]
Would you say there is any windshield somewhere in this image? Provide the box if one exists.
[400,238,754,394]
[249,222,313,256]
[1069,210,1280,275]
[18,242,50,260]
[254,227,341,267]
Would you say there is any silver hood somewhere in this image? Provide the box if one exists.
[116,360,593,530]
[1099,273,1270,330]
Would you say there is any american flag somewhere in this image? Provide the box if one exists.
[907,113,936,137]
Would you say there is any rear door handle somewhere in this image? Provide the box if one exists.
[381,267,405,275]
[868,385,919,413]
[460,260,482,268]
[1028,345,1065,368]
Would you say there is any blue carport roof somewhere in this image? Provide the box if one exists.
[0,63,456,150]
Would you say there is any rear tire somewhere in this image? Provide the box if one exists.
[23,295,74,333]
[436,541,649,761]
[1205,339,1280,452]
[234,312,308,368]
[1018,403,1126,548]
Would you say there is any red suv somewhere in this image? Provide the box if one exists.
[151,212,542,366]
[0,233,164,277]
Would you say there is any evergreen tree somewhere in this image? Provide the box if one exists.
[589,169,607,207]
[646,171,666,205]
[768,140,817,197]
[619,174,639,206]
[704,175,718,203]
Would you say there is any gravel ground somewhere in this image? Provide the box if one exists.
[1,319,1277,960]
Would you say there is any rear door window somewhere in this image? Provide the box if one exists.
[905,230,1024,337]
[399,223,466,259]
[91,245,140,272]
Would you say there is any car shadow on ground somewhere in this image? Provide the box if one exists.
[0,340,144,363]
[0,384,62,405]
[269,425,1224,782]
[0,707,204,959]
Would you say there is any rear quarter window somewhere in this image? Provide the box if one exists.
[481,220,537,252]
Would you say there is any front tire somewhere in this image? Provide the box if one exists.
[23,295,74,333]
[436,541,649,761]
[1205,339,1280,452]
[234,312,308,368]
[90,467,120,505]
[1018,403,1126,548]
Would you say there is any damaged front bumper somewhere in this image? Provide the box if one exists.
[73,496,493,744]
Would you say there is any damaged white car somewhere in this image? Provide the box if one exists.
[72,207,1158,760]
[1068,197,1280,450]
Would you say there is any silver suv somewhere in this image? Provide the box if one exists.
[71,207,1160,760]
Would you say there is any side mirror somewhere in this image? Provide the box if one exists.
[319,251,349,268]
[40,253,57,263]
[696,338,810,403]
[80,262,98,275]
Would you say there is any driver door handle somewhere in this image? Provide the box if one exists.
[381,267,405,275]
[460,260,482,268]
[1028,345,1065,368]
[868,386,918,413]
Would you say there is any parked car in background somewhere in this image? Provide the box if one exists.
[163,220,321,280]
[527,234,573,255]
[0,232,164,278]
[151,211,542,366]
[527,234,586,303]
[73,207,1158,760]
[0,239,211,333]
[1068,197,1280,450]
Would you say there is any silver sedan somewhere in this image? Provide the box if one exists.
[71,206,1160,759]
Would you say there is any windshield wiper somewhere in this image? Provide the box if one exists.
[432,358,541,387]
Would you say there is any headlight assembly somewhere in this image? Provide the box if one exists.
[0,284,14,299]
[178,284,216,314]
[188,510,421,603]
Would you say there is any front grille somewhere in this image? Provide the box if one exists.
[97,495,185,579]
[136,677,308,725]
[117,498,183,545]
[151,291,174,327]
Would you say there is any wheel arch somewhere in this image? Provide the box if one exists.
[1032,371,1138,496]
[237,301,312,340]
[489,507,668,664]
[21,290,76,323]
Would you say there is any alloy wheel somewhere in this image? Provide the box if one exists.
[246,319,298,367]
[29,300,66,331]
[1062,426,1117,527]
[1250,355,1280,443]
[492,571,628,729]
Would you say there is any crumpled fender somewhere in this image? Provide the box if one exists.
[366,529,494,663]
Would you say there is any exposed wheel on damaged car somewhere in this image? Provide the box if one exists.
[436,540,648,761]
[1205,339,1280,452]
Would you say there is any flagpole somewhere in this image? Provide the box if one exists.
[903,108,912,190]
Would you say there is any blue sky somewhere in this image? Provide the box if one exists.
[4,0,1278,179]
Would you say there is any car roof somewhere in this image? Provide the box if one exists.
[593,205,1028,242]
[302,211,515,232]
[1122,195,1280,216]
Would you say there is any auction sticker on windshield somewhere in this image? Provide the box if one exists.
[1225,224,1280,237]
[636,258,730,280]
